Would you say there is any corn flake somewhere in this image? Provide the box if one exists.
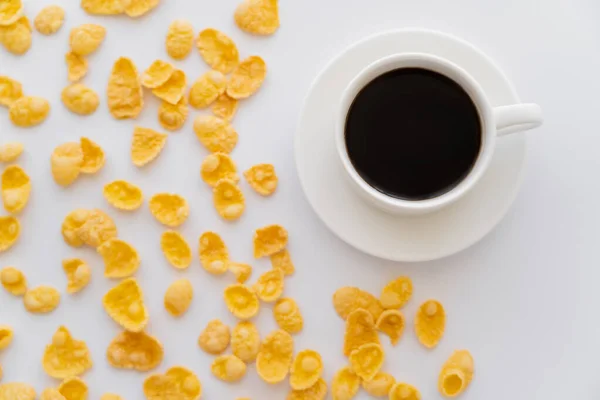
[144,367,202,400]
[103,278,149,332]
[41,388,66,400]
[0,76,22,106]
[125,0,159,17]
[101,395,123,400]
[227,56,267,99]
[107,330,164,372]
[389,383,421,400]
[62,258,92,294]
[65,52,88,82]
[141,60,174,89]
[152,69,186,105]
[270,249,294,275]
[211,93,238,121]
[380,276,413,309]
[81,0,126,15]
[0,0,23,26]
[0,16,32,55]
[224,284,259,320]
[287,378,328,400]
[201,153,239,187]
[333,286,384,322]
[51,142,83,186]
[58,377,88,400]
[376,309,405,346]
[0,142,23,162]
[362,372,395,398]
[9,95,50,127]
[331,366,360,400]
[131,127,167,167]
[1,266,26,295]
[23,285,60,314]
[70,24,105,55]
[34,6,64,35]
[245,163,278,196]
[228,262,252,283]
[164,279,193,317]
[0,325,13,350]
[61,209,89,247]
[107,57,143,119]
[198,319,230,355]
[61,84,100,116]
[231,321,260,363]
[349,343,384,382]
[212,355,247,382]
[149,193,188,227]
[273,297,303,334]
[0,383,36,400]
[253,269,284,302]
[158,96,188,131]
[234,0,279,36]
[343,308,380,356]
[290,350,323,390]
[256,329,294,384]
[1,165,30,214]
[76,208,118,248]
[165,19,193,60]
[194,115,238,154]
[42,326,93,379]
[103,180,143,211]
[199,231,229,275]
[213,179,245,221]
[98,238,140,278]
[415,300,445,349]
[253,224,288,258]
[80,137,105,173]
[438,350,474,398]
[0,215,19,252]
[160,230,191,269]
[196,28,239,74]
[189,70,227,109]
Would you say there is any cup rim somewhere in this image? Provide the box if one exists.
[335,52,497,213]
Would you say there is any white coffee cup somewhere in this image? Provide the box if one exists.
[335,53,543,215]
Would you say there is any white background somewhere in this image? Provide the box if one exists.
[1,0,599,399]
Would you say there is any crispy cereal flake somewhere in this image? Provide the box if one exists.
[107,57,143,119]
[42,326,93,379]
[98,238,140,278]
[0,76,23,106]
[152,69,186,105]
[228,262,252,283]
[0,216,19,252]
[61,84,100,116]
[349,343,384,382]
[331,366,360,400]
[41,388,65,400]
[58,377,88,400]
[101,394,123,400]
[0,325,13,350]
[290,350,323,390]
[158,96,188,131]
[253,269,284,302]
[80,137,105,173]
[245,163,278,196]
[0,0,23,26]
[0,16,32,55]
[199,231,229,274]
[143,366,202,400]
[194,115,238,153]
[189,70,227,109]
[1,165,30,213]
[333,286,384,322]
[343,308,380,356]
[131,127,167,167]
[362,372,395,397]
[165,19,193,60]
[287,378,328,400]
[231,321,260,362]
[213,179,245,220]
[196,28,239,74]
[141,60,175,89]
[376,309,405,346]
[65,52,88,82]
[234,0,279,36]
[389,383,421,400]
[201,153,239,187]
[103,180,143,211]
[51,142,83,186]
[107,330,164,371]
[164,279,193,317]
[380,276,413,309]
[61,209,90,247]
[256,329,294,384]
[415,299,445,348]
[103,278,149,332]
[81,0,126,15]
[212,355,246,382]
[438,350,474,398]
[62,258,92,294]
[9,95,50,127]
[23,285,60,314]
[149,193,189,227]
[273,297,303,334]
[76,208,118,248]
[224,284,259,320]
[227,56,267,99]
[0,142,23,162]
[125,0,159,17]
[253,224,288,258]
[1,266,26,295]
[0,383,36,400]
[270,249,294,275]
[160,230,191,269]
[34,6,64,35]
[211,93,238,121]
[70,24,105,55]
[198,319,230,355]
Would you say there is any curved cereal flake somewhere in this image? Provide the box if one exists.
[0,0,23,26]
[106,330,164,372]
[213,179,245,221]
[131,127,167,167]
[9,95,50,127]
[189,70,227,109]
[224,284,259,320]
[290,349,323,390]
[61,84,100,116]
[231,321,260,362]
[165,19,193,60]
[42,326,93,379]
[227,56,267,99]
[253,269,284,302]
[23,285,60,314]
[69,24,105,56]
[80,137,105,173]
[415,299,445,348]
[158,96,188,131]
[149,193,188,227]
[271,249,294,276]
[287,378,328,400]
[343,308,380,356]
[234,0,279,36]
[380,276,413,309]
[141,60,174,89]
[51,142,83,186]
[389,383,421,400]
[125,0,159,17]
[0,215,19,252]
[198,231,229,274]
[244,163,278,196]
[256,329,293,384]
[273,297,303,334]
[438,350,474,398]
[376,309,405,346]
[196,28,239,74]
[362,372,395,397]
[34,5,64,35]
[62,258,92,294]
[0,16,32,55]
[103,180,143,211]
[152,69,186,105]
[349,343,384,382]
[198,319,230,355]
[0,266,26,295]
[76,209,118,248]
[0,383,36,400]
[0,325,13,350]
[228,262,252,283]
[81,0,127,15]
[107,57,143,119]
[212,355,246,382]
[333,286,384,322]
[164,279,193,317]
[193,115,238,153]
[41,388,66,400]
[253,224,287,258]
[0,142,23,162]
[101,394,123,400]
[98,238,140,278]
[103,278,148,332]
[0,76,23,106]
[58,377,88,400]
[61,209,90,247]
[1,165,30,213]
[160,230,191,269]
[211,93,238,121]
[143,366,202,400]
[331,366,360,400]
[201,153,238,187]
[65,52,88,83]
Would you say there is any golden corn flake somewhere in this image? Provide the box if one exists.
[0,266,26,295]
[103,180,143,211]
[193,115,238,153]
[438,350,474,398]
[101,394,123,400]
[376,309,405,346]
[165,19,193,60]
[144,366,202,400]
[23,285,60,314]
[389,383,421,400]
[0,142,23,162]
[224,284,259,320]
[58,377,88,400]
[42,326,93,379]
[343,308,380,356]
[131,127,167,167]
[0,16,32,55]
[125,0,159,17]
[245,163,278,196]
[61,84,100,116]
[62,258,92,294]
[80,137,105,173]
[201,153,239,187]
[212,355,246,382]
[81,0,126,15]
[380,276,413,309]
[199,231,229,275]
[141,60,174,89]
[158,96,188,131]
[362,372,395,398]
[70,23,105,56]
[189,70,227,109]
[227,56,267,99]
[0,215,19,252]
[0,325,13,350]
[149,193,189,227]
[331,366,360,400]
[256,329,294,384]
[273,297,303,334]
[290,350,323,390]
[198,319,230,355]
[76,208,118,248]
[349,343,384,382]
[253,224,288,258]
[0,76,23,106]
[415,299,446,349]
[9,95,50,127]
[34,5,64,35]
[231,321,260,362]
[211,93,238,121]
[51,142,83,186]
[228,262,252,283]
[287,378,328,400]
[0,0,23,26]
[234,0,280,36]
[213,179,245,221]
[152,69,186,105]
[160,230,191,269]
[333,286,384,322]
[270,249,294,275]
[1,165,30,213]
[253,269,284,302]
[41,388,66,400]
[103,278,149,332]
[106,330,164,372]
[65,52,88,82]
[196,28,239,74]
[164,279,193,317]
[98,238,140,278]
[0,383,36,400]
[107,57,143,119]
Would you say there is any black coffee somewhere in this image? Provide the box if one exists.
[345,68,481,200]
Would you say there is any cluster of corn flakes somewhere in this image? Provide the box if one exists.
[81,0,160,18]
[61,208,117,248]
[143,366,202,400]
[51,138,105,186]
[0,74,50,127]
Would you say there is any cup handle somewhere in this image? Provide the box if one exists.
[493,103,543,137]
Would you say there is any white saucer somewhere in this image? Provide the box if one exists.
[295,29,526,262]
